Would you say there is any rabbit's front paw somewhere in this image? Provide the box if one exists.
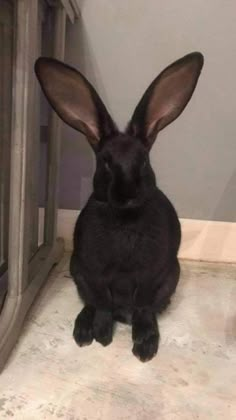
[93,309,113,346]
[132,308,159,362]
[132,308,157,343]
[132,333,159,362]
[73,306,95,347]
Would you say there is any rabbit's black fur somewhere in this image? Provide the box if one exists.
[35,52,204,361]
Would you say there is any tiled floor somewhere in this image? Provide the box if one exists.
[0,254,236,420]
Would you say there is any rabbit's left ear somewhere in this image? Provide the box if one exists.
[35,57,117,149]
[127,52,204,149]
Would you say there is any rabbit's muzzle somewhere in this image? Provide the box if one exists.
[109,175,142,210]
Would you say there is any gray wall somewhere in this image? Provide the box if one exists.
[59,0,236,222]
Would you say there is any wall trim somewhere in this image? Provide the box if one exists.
[50,209,236,263]
[178,218,236,263]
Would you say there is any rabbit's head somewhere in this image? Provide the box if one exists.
[35,52,203,210]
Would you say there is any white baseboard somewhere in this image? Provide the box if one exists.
[57,209,78,252]
[178,219,236,263]
[51,209,236,263]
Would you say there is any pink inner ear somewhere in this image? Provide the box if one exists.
[63,101,100,140]
[44,65,101,141]
[146,63,198,136]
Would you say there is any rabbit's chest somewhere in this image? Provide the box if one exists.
[83,223,159,272]
[76,201,168,275]
[112,228,139,262]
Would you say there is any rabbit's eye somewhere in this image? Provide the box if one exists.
[103,158,111,171]
[142,159,148,170]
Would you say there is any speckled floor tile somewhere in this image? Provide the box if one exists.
[0,254,236,420]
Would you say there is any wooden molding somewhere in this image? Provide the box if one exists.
[69,0,80,17]
[46,1,80,22]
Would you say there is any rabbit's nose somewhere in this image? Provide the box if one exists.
[109,178,139,208]
[114,180,137,198]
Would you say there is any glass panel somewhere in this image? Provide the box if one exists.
[38,2,55,247]
[39,1,55,245]
[28,0,42,257]
[27,0,55,253]
[0,0,14,305]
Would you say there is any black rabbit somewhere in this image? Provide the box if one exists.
[35,52,204,362]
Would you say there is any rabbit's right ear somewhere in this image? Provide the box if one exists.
[127,52,204,149]
[35,58,117,149]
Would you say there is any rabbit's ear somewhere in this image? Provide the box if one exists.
[127,52,204,148]
[35,57,117,149]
